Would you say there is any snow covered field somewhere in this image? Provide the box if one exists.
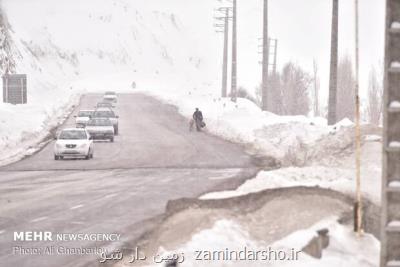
[141,218,379,267]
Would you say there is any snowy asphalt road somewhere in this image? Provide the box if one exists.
[0,93,256,267]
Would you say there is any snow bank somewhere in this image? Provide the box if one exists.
[0,93,80,166]
[202,139,382,204]
[142,218,379,267]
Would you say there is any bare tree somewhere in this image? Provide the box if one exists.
[328,0,339,125]
[336,55,356,121]
[280,62,311,116]
[237,86,258,105]
[367,66,383,125]
[312,59,320,116]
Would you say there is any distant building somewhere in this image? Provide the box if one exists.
[2,74,27,104]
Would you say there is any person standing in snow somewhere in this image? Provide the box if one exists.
[191,108,205,131]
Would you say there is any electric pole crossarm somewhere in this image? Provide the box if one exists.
[214,4,232,98]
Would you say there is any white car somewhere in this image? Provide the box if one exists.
[85,118,115,142]
[74,110,94,128]
[103,91,117,103]
[54,128,94,160]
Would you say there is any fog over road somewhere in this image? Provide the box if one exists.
[0,93,256,267]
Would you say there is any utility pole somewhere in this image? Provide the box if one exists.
[269,38,277,75]
[214,7,232,98]
[231,0,237,102]
[261,0,269,110]
[328,0,339,125]
[258,38,277,73]
[380,0,400,266]
[313,60,320,117]
[353,0,363,236]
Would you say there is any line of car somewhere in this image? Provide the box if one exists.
[53,91,119,160]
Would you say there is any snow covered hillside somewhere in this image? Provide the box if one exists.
[2,0,220,98]
[0,0,221,164]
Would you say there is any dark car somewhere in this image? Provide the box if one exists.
[85,118,115,142]
[92,108,119,135]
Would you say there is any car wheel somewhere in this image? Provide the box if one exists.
[54,155,59,160]
[110,137,114,142]
[115,127,119,135]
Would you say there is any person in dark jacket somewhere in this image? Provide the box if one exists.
[192,108,204,131]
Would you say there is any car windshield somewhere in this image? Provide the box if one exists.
[78,111,92,117]
[59,130,87,140]
[93,110,115,118]
[87,119,112,126]
[105,91,116,95]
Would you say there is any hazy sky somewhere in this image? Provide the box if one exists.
[236,0,385,103]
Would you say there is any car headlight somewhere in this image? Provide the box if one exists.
[56,143,63,148]
[79,143,88,148]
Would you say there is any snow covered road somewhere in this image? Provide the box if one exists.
[2,94,253,171]
[0,93,257,267]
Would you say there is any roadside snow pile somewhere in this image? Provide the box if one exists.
[202,139,382,203]
[142,218,379,267]
[0,93,79,166]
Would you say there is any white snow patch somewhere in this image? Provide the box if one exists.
[389,181,400,188]
[388,221,400,227]
[334,118,354,128]
[201,162,381,204]
[389,141,400,148]
[391,61,400,68]
[389,101,400,108]
[392,21,400,29]
[143,218,379,267]
[364,135,381,142]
